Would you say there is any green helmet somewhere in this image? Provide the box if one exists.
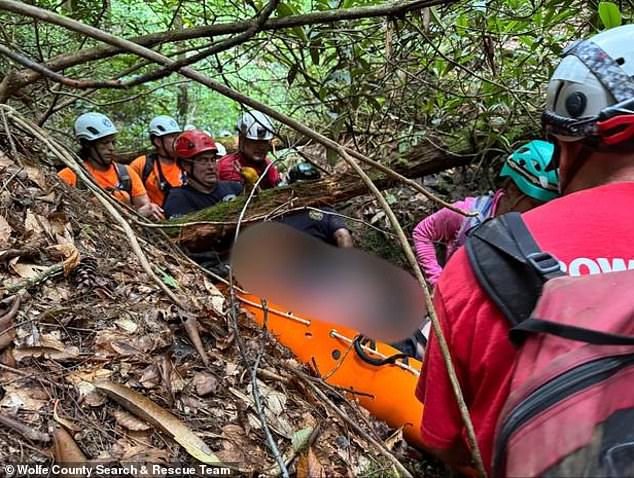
[500,140,559,202]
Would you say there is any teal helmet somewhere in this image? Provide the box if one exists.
[500,140,559,202]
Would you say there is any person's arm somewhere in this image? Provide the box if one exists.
[129,168,164,220]
[133,194,164,220]
[412,200,471,286]
[333,228,353,248]
[323,208,353,248]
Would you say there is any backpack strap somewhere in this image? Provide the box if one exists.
[510,318,634,345]
[141,153,155,183]
[465,212,564,330]
[455,193,495,247]
[143,152,173,196]
[114,163,132,193]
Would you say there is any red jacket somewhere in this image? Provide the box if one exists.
[216,152,281,189]
[417,182,634,474]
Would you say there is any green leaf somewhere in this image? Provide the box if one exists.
[162,274,179,289]
[455,13,468,31]
[598,1,621,29]
[287,64,298,86]
[385,193,398,205]
[292,427,313,452]
[276,3,295,17]
[155,267,180,289]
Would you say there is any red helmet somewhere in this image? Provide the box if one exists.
[175,130,217,159]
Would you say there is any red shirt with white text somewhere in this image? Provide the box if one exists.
[416,182,634,474]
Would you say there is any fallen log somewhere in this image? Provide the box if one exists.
[164,143,471,251]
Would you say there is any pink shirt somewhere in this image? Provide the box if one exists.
[412,191,503,286]
[412,197,476,286]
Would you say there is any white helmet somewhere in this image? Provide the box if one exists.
[237,110,274,141]
[74,112,118,142]
[149,115,181,137]
[215,143,227,157]
[183,124,196,131]
[544,24,634,143]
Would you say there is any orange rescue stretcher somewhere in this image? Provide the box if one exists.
[238,293,425,448]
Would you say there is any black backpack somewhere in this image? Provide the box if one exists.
[141,152,172,194]
[465,212,563,332]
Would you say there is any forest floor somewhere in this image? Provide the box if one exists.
[0,119,472,477]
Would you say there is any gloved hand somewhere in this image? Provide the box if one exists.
[240,166,260,187]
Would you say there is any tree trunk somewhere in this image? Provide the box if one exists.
[166,143,470,251]
[174,15,189,125]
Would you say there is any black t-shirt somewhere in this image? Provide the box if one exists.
[164,182,243,218]
[276,207,347,246]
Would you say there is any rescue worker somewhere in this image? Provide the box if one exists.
[276,163,353,248]
[412,140,558,286]
[217,110,281,189]
[130,115,184,209]
[163,129,242,219]
[418,24,634,475]
[58,112,163,220]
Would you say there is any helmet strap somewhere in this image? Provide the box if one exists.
[182,159,205,191]
[154,136,169,161]
[238,134,246,154]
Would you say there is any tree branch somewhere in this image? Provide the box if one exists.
[36,44,208,124]
[0,43,125,89]
[118,0,281,89]
[3,0,456,94]
[0,2,486,475]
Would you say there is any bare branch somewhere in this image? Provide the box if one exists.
[120,0,281,88]
[0,2,485,474]
[37,44,210,124]
[3,0,456,94]
[0,43,124,89]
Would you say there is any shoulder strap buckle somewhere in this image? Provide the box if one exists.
[526,251,561,276]
[466,212,564,331]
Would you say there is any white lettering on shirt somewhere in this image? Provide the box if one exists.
[568,257,601,276]
[559,257,634,276]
